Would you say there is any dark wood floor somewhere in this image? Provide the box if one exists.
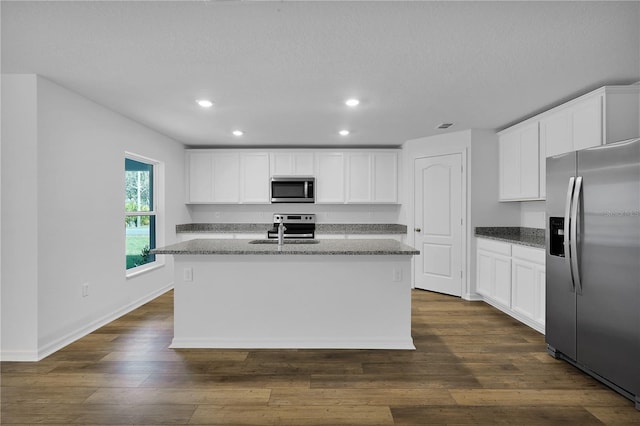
[2,289,639,425]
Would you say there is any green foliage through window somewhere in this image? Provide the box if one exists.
[125,157,156,270]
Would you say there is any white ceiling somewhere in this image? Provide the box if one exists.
[2,1,639,147]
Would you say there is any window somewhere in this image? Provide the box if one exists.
[125,155,157,272]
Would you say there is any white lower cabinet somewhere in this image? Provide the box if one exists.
[476,238,545,333]
[511,245,546,328]
[476,239,512,310]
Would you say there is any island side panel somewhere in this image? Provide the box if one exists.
[171,255,414,349]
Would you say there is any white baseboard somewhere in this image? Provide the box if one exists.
[463,292,484,301]
[170,337,416,350]
[0,350,40,362]
[31,283,174,362]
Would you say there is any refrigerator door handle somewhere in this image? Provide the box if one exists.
[570,176,583,293]
[564,177,576,290]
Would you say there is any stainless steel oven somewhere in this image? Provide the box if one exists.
[271,177,315,203]
[267,214,316,239]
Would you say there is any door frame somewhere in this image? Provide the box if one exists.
[407,146,469,299]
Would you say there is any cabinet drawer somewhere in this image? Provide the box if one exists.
[512,245,545,264]
[477,238,512,256]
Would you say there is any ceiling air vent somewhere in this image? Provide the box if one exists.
[436,123,454,129]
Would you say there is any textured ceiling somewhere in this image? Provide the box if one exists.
[2,1,639,147]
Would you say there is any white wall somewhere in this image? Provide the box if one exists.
[1,75,40,360]
[1,75,190,360]
[520,201,546,228]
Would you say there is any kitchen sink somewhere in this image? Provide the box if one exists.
[249,239,320,244]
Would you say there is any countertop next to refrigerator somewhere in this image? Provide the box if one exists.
[474,227,544,249]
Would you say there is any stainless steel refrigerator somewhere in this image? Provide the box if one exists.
[546,137,639,409]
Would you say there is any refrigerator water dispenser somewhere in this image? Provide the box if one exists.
[549,217,565,257]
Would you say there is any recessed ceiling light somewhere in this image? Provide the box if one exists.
[345,99,360,107]
[196,99,213,108]
[339,130,350,136]
[436,122,454,129]
[232,130,244,136]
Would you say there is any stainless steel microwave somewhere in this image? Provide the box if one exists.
[271,177,315,203]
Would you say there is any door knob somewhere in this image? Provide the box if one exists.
[415,228,421,232]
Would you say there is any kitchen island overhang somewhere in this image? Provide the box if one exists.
[153,239,419,350]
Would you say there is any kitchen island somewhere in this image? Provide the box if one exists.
[153,239,419,350]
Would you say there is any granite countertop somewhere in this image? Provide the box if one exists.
[474,227,545,249]
[153,238,419,256]
[176,223,407,235]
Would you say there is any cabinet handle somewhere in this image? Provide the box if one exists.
[415,228,421,232]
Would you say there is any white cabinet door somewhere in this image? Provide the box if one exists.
[240,153,269,203]
[475,238,512,309]
[493,254,512,308]
[373,151,398,203]
[512,258,537,320]
[475,250,511,309]
[315,152,345,203]
[499,122,540,201]
[346,152,372,203]
[292,152,315,175]
[476,250,494,297]
[212,152,240,203]
[270,152,314,176]
[346,151,398,203]
[187,152,213,203]
[511,245,546,330]
[572,94,602,151]
[541,109,571,158]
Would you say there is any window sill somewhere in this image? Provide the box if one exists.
[126,261,165,279]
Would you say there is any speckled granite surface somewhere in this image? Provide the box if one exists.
[176,223,407,235]
[176,223,272,233]
[153,238,419,256]
[475,227,545,249]
[316,224,407,235]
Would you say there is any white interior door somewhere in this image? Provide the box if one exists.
[414,153,463,296]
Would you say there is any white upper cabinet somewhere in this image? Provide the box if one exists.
[346,153,371,203]
[240,152,270,203]
[315,152,345,203]
[186,150,267,204]
[270,151,315,176]
[187,151,214,203]
[499,122,543,201]
[187,149,399,204]
[211,152,240,203]
[540,86,639,158]
[346,151,398,203]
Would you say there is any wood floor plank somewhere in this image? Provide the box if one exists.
[449,389,632,407]
[85,388,271,405]
[0,372,150,388]
[189,405,395,425]
[1,386,97,404]
[586,406,640,425]
[268,388,457,406]
[2,289,638,425]
[391,406,605,425]
[140,373,311,389]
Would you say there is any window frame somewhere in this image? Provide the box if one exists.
[125,152,164,278]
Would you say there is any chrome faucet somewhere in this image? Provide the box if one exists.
[277,221,287,246]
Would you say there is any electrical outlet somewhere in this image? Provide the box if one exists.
[82,283,89,297]
[392,268,402,282]
[183,267,193,282]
